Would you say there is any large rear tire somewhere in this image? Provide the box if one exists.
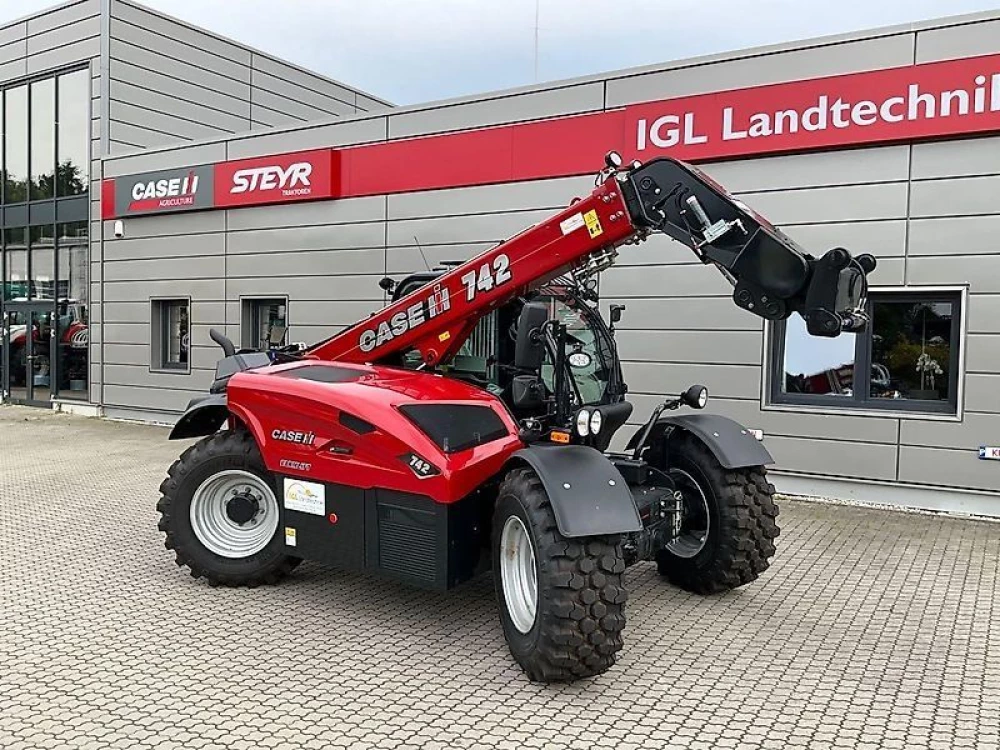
[492,467,627,682]
[158,430,299,587]
[657,433,779,594]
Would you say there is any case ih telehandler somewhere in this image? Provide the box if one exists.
[159,154,875,682]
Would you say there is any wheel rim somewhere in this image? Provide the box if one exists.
[500,515,538,634]
[666,468,711,559]
[189,470,279,559]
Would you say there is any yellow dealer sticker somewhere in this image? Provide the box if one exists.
[583,209,603,239]
[284,527,297,547]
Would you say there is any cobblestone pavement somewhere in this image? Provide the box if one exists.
[1,405,998,750]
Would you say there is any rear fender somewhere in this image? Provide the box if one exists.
[627,413,773,469]
[506,445,642,538]
[168,394,229,440]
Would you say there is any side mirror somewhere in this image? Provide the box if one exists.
[515,302,548,371]
[511,374,545,409]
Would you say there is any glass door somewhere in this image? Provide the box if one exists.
[3,303,54,405]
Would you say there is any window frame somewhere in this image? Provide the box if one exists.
[240,295,289,350]
[766,286,966,418]
[150,297,192,374]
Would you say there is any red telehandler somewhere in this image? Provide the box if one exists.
[159,153,875,681]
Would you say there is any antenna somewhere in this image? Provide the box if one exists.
[413,235,432,272]
[533,0,540,82]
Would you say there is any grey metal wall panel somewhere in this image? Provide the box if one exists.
[0,58,28,82]
[227,196,386,231]
[386,244,488,276]
[109,39,250,100]
[388,82,604,138]
[26,15,99,55]
[227,223,384,254]
[104,364,214,390]
[599,297,763,332]
[385,209,553,247]
[915,18,1000,62]
[104,343,220,370]
[739,182,909,225]
[0,22,26,48]
[275,300,381,327]
[386,175,593,220]
[963,373,1000,410]
[104,256,226,282]
[356,94,388,112]
[615,330,762,366]
[26,0,99,35]
[227,248,384,278]
[252,69,354,115]
[225,276,382,302]
[251,54,359,105]
[601,234,695,268]
[109,100,233,141]
[110,80,250,133]
[911,136,1000,180]
[103,279,225,302]
[908,216,1000,257]
[601,265,733,298]
[252,88,338,123]
[103,141,226,177]
[703,145,911,193]
[103,384,203,413]
[783,220,907,258]
[965,334,1000,373]
[26,36,99,74]
[907,256,996,291]
[622,362,761,400]
[103,232,225,261]
[967,295,1000,334]
[110,0,249,63]
[110,20,250,83]
[111,61,251,119]
[103,212,226,240]
[898,445,995,491]
[226,116,388,159]
[765,435,898,481]
[0,37,27,65]
[605,35,914,107]
[109,121,190,151]
[250,111,304,129]
[910,176,1000,218]
[900,412,999,451]
[869,257,905,286]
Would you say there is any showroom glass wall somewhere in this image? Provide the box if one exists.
[1,67,90,405]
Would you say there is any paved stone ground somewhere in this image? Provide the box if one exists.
[1,405,998,750]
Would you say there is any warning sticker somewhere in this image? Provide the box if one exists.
[584,210,603,239]
[283,478,325,516]
[284,527,297,547]
[560,212,585,235]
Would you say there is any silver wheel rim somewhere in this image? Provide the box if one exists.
[189,470,279,559]
[500,515,538,634]
[667,468,711,559]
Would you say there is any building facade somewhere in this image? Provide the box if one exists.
[2,1,1000,514]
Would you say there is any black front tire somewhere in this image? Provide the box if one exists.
[657,433,779,594]
[492,467,627,682]
[158,430,299,587]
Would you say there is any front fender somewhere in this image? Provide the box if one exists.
[169,393,229,440]
[627,413,773,469]
[507,445,642,538]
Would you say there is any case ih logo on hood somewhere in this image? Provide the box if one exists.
[215,149,335,208]
[272,429,316,445]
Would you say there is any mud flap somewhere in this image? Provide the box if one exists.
[509,445,642,538]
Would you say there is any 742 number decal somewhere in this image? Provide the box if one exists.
[461,254,512,302]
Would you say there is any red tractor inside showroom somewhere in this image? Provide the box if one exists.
[158,154,875,681]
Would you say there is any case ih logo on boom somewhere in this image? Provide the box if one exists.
[230,162,313,196]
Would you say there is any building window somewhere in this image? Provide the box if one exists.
[4,84,29,204]
[152,299,190,371]
[241,297,287,350]
[769,290,963,414]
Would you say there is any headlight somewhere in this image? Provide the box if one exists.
[682,384,709,409]
[697,388,708,409]
[576,409,591,437]
[589,410,603,435]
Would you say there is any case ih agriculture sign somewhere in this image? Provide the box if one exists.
[102,53,1000,219]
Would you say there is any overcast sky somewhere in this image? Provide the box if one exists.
[5,0,1000,104]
